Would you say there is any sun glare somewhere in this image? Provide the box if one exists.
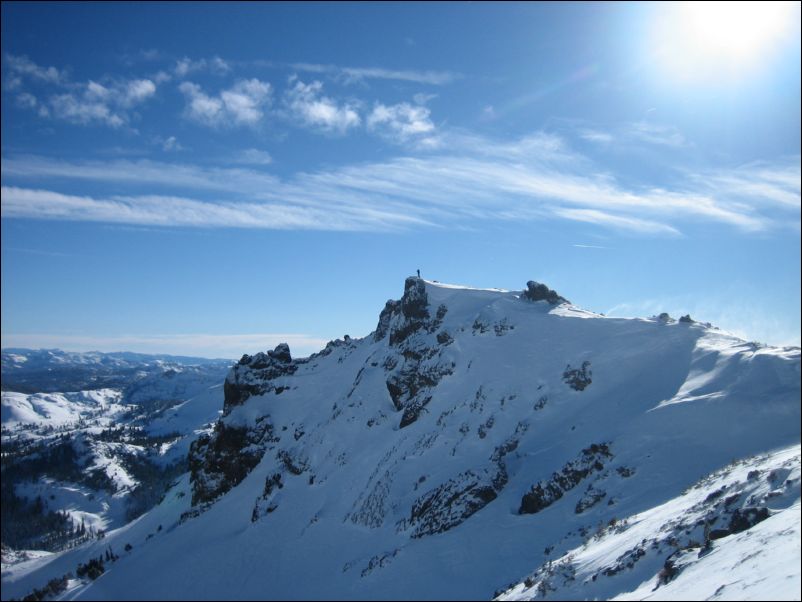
[654,1,798,81]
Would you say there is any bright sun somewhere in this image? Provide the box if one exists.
[654,1,797,80]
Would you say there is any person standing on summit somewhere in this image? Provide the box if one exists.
[417,269,421,278]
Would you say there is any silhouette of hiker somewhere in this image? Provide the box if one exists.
[417,269,421,278]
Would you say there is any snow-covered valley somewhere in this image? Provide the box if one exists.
[1,353,229,558]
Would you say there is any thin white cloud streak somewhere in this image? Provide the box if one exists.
[694,161,802,209]
[578,129,614,144]
[0,187,431,231]
[2,156,282,192]
[552,208,680,236]
[626,121,688,147]
[289,62,459,85]
[578,122,689,148]
[2,134,798,235]
[1,333,331,360]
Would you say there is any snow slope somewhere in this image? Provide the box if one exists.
[497,445,801,601]
[2,277,799,601]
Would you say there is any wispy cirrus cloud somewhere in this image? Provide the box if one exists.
[553,208,679,236]
[0,186,431,231]
[578,121,688,148]
[123,54,458,86]
[626,121,688,147]
[2,133,798,236]
[578,128,614,144]
[2,155,283,192]
[288,62,460,85]
[694,161,802,209]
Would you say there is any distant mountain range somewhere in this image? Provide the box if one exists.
[2,348,230,393]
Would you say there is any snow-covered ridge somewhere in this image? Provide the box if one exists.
[1,389,124,428]
[2,276,799,601]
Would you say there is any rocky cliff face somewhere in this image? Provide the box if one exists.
[222,343,297,414]
[188,344,297,506]
[189,277,457,506]
[379,277,455,428]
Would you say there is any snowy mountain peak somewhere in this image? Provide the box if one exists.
[3,276,799,601]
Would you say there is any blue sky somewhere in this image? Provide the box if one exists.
[1,2,800,358]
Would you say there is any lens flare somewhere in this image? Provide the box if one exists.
[653,1,798,80]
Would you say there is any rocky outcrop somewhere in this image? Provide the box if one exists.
[373,277,455,428]
[519,443,613,515]
[223,344,298,414]
[374,300,400,342]
[398,469,500,538]
[188,343,299,509]
[397,429,524,538]
[188,418,276,506]
[709,506,770,540]
[522,281,568,305]
[390,277,431,346]
[563,361,592,391]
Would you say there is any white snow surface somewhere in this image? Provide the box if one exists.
[2,279,799,601]
[1,389,124,429]
[616,502,801,601]
[498,445,801,601]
